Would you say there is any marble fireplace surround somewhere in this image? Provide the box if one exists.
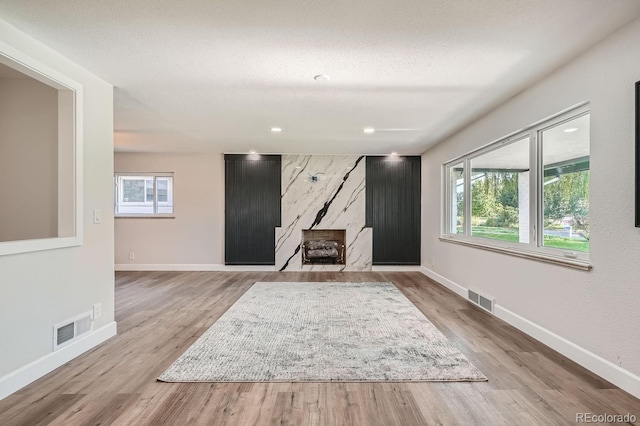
[275,155,372,271]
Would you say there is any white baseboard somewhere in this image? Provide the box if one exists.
[115,264,277,272]
[419,266,467,298]
[493,305,640,399]
[116,264,425,272]
[419,265,640,399]
[0,321,117,401]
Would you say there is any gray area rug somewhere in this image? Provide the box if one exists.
[158,282,487,382]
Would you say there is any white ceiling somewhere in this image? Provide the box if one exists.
[1,1,639,155]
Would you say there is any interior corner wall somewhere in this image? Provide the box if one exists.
[421,17,640,390]
[0,18,115,387]
[114,152,224,266]
[0,78,58,242]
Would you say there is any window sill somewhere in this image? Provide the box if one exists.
[438,236,592,271]
[115,215,175,219]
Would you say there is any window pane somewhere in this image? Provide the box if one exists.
[122,178,145,202]
[470,137,530,243]
[541,114,590,252]
[145,179,154,202]
[157,177,174,214]
[117,176,154,215]
[448,163,464,234]
[157,178,168,202]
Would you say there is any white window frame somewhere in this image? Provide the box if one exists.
[441,103,591,269]
[0,40,83,256]
[114,172,174,218]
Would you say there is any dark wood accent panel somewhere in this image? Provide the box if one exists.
[225,154,281,264]
[366,156,421,265]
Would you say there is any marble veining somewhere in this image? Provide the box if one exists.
[276,155,372,271]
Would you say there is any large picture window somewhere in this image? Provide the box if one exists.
[443,105,590,265]
[115,173,174,216]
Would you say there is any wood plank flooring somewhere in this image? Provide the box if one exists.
[0,271,638,425]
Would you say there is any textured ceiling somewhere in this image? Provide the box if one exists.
[1,1,639,154]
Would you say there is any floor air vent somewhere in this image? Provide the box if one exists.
[53,311,93,350]
[468,289,494,313]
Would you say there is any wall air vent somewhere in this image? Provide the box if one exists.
[468,290,479,304]
[468,289,494,313]
[53,311,93,351]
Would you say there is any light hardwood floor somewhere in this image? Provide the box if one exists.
[0,271,638,425]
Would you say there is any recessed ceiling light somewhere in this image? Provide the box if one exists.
[363,128,375,134]
[564,128,578,133]
[271,127,282,133]
[249,150,256,154]
[314,74,330,82]
[295,166,301,169]
[390,152,398,156]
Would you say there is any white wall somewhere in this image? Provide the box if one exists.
[0,19,115,395]
[114,153,224,266]
[421,18,640,396]
[0,77,58,242]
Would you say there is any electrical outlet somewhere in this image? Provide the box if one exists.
[129,252,135,260]
[93,303,102,320]
[431,258,436,267]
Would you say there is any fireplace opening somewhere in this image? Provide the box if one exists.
[301,229,346,265]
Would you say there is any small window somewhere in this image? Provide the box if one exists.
[115,173,174,217]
